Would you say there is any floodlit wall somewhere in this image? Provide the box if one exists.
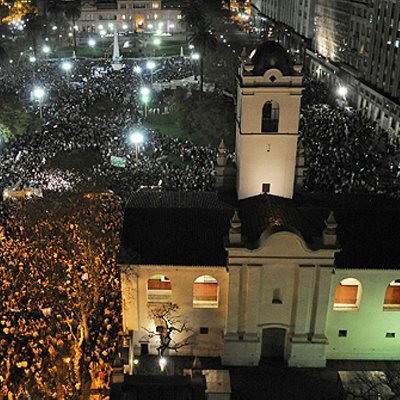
[326,269,400,360]
[121,264,228,357]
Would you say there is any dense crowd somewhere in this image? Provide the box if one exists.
[0,194,123,398]
[0,56,216,201]
[300,101,400,195]
[0,56,215,398]
[1,53,400,399]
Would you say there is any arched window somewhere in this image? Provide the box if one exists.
[147,275,172,303]
[193,275,219,308]
[333,278,362,310]
[384,280,400,310]
[262,101,279,132]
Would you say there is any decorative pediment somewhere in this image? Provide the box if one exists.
[228,231,336,260]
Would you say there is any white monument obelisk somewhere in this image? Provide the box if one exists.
[112,30,123,71]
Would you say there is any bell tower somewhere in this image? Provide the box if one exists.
[235,42,303,200]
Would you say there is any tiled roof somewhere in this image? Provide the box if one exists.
[118,190,400,269]
[119,192,234,266]
[239,193,325,245]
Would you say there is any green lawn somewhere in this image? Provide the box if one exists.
[0,94,41,141]
[56,46,105,58]
[143,113,186,139]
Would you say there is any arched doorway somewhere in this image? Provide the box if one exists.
[261,328,286,359]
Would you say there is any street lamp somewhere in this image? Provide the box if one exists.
[29,55,36,63]
[191,53,200,82]
[146,60,156,84]
[140,86,151,117]
[159,357,167,372]
[42,45,50,61]
[32,87,45,119]
[337,86,348,107]
[153,37,161,46]
[133,65,142,74]
[88,38,96,47]
[61,60,73,73]
[337,86,348,98]
[61,61,73,83]
[129,131,144,162]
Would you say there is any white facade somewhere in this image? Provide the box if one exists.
[121,265,228,357]
[223,231,336,367]
[78,0,183,33]
[326,269,400,361]
[235,62,303,200]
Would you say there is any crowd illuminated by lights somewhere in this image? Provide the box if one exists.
[0,0,35,24]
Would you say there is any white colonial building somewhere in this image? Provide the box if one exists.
[78,0,183,34]
[119,41,400,368]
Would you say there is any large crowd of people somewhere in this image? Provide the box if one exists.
[0,194,123,398]
[1,53,400,398]
[0,56,216,201]
[300,84,400,196]
[0,56,217,398]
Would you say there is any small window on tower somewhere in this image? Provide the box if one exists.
[262,183,270,193]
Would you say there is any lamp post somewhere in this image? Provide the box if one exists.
[29,55,36,79]
[42,45,50,61]
[129,131,144,162]
[140,86,151,118]
[337,86,348,107]
[153,37,161,56]
[146,60,156,84]
[32,87,45,119]
[159,357,167,373]
[191,52,200,82]
[61,60,73,80]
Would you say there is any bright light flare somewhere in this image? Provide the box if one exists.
[33,87,45,100]
[140,87,150,97]
[61,61,73,72]
[146,60,156,70]
[337,86,348,97]
[129,131,144,145]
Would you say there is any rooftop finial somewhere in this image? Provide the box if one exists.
[323,211,338,247]
[229,211,242,245]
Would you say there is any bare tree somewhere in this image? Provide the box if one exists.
[143,303,193,356]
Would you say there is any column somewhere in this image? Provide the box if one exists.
[225,264,241,337]
[244,265,262,339]
[311,266,332,343]
[291,265,315,342]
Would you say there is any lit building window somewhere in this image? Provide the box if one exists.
[193,275,219,308]
[383,280,400,310]
[147,275,172,303]
[152,2,160,9]
[333,278,362,310]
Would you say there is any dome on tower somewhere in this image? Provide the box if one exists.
[250,41,294,76]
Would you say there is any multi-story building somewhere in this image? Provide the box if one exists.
[252,0,400,136]
[251,0,315,60]
[78,0,183,34]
